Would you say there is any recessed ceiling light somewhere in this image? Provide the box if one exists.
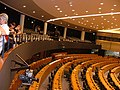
[75,13,78,15]
[55,5,58,8]
[84,23,86,25]
[101,16,104,18]
[86,11,88,13]
[116,24,118,26]
[4,7,6,9]
[114,5,117,7]
[111,9,114,11]
[86,20,89,22]
[70,4,73,7]
[72,10,75,12]
[65,14,67,16]
[111,26,113,28]
[104,19,106,20]
[100,3,104,5]
[111,23,113,24]
[112,16,115,18]
[99,11,101,13]
[41,15,44,17]
[68,24,70,26]
[75,26,77,28]
[60,22,62,24]
[101,23,103,24]
[23,5,26,8]
[81,22,83,24]
[93,18,95,20]
[90,25,92,27]
[60,10,62,12]
[114,19,117,20]
[102,26,104,28]
[91,23,94,24]
[96,27,98,29]
[33,11,35,13]
[57,8,60,10]
[107,21,110,22]
[99,8,102,10]
[82,28,84,30]
[72,19,75,21]
[81,18,84,20]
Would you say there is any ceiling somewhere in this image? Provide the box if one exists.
[1,0,120,33]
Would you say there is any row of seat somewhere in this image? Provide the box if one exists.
[86,60,120,90]
[9,53,120,90]
[9,70,25,90]
[9,57,52,90]
[110,66,120,89]
[98,63,120,90]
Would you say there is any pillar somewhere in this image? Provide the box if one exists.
[43,22,48,35]
[20,14,25,33]
[63,27,67,38]
[81,31,85,41]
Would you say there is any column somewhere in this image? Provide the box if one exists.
[63,27,67,38]
[81,31,85,41]
[43,22,48,35]
[20,14,25,33]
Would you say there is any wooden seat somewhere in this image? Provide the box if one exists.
[98,63,120,90]
[110,66,120,89]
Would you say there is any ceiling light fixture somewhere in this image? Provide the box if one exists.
[57,8,60,10]
[47,12,120,22]
[100,3,104,5]
[55,5,58,8]
[72,10,75,12]
[23,5,26,8]
[33,11,35,13]
[98,28,120,34]
[41,15,44,17]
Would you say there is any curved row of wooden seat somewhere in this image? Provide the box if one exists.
[28,54,97,90]
[86,60,120,90]
[30,54,119,90]
[10,53,120,90]
[29,57,73,90]
[9,70,25,90]
[9,57,52,90]
[98,63,120,90]
[110,66,120,89]
[71,57,109,90]
[52,62,72,90]
[52,55,103,90]
[30,57,52,69]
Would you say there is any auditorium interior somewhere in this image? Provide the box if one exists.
[0,0,120,90]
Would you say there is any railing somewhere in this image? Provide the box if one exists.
[1,34,53,58]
